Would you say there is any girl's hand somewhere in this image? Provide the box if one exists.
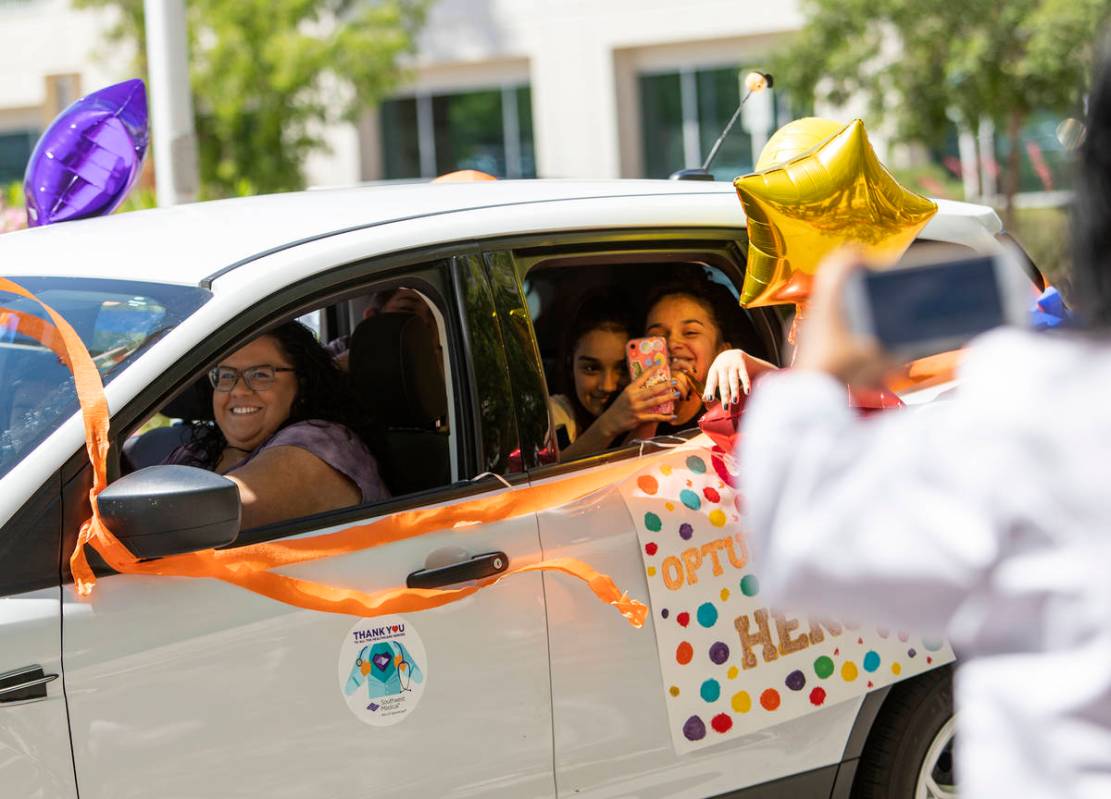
[703,349,752,408]
[599,364,678,436]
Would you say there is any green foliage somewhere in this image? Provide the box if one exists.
[773,0,1111,217]
[891,164,965,201]
[776,0,1110,141]
[74,0,428,196]
[1011,206,1073,290]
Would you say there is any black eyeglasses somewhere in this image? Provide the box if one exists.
[208,364,295,393]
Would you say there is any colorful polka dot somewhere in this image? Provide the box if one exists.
[644,512,662,532]
[637,475,659,495]
[700,679,721,703]
[785,669,806,691]
[661,608,669,619]
[727,666,739,680]
[677,612,690,627]
[703,486,721,503]
[923,637,944,652]
[709,642,730,665]
[711,713,733,733]
[719,588,730,601]
[669,685,680,697]
[661,465,673,476]
[686,455,707,474]
[697,602,718,628]
[898,631,909,642]
[908,648,917,658]
[760,688,781,711]
[740,575,760,597]
[682,715,706,741]
[814,655,834,679]
[809,686,827,706]
[646,566,656,577]
[731,691,752,713]
[644,542,658,556]
[665,502,675,512]
[708,509,727,527]
[680,489,702,510]
[862,651,881,673]
[679,523,694,540]
[676,642,693,665]
[841,661,859,681]
[891,662,902,676]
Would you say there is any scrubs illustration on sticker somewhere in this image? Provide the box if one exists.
[339,615,428,726]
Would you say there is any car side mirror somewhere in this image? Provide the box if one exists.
[96,465,241,559]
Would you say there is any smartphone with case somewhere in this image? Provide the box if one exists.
[842,246,1032,361]
[626,336,675,416]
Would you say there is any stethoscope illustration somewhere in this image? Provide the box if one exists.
[354,645,415,692]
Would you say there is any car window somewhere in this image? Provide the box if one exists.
[123,272,459,531]
[0,277,209,481]
[519,248,777,466]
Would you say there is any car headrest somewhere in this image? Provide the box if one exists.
[348,312,447,429]
[162,376,214,422]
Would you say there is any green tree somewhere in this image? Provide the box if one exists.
[773,0,1111,224]
[75,0,428,195]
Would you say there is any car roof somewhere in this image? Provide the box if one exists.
[0,179,1002,287]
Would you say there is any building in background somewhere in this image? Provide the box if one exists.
[335,0,805,185]
[0,0,131,186]
[0,0,1077,201]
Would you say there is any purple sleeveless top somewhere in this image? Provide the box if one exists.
[165,420,390,504]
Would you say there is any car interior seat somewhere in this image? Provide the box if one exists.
[122,377,213,470]
[347,312,451,495]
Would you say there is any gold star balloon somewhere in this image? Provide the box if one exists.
[735,118,938,308]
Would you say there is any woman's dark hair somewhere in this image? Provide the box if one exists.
[188,321,387,482]
[1073,46,1111,329]
[558,292,634,433]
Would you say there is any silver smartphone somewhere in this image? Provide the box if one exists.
[843,246,1032,361]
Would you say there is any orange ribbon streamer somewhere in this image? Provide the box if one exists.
[0,276,650,627]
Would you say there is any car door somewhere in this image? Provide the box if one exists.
[58,255,555,799]
[487,237,873,798]
[0,474,78,799]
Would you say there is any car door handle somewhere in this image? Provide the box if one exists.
[0,665,59,703]
[406,551,509,589]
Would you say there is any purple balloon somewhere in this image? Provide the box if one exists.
[23,78,149,227]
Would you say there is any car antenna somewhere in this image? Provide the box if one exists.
[670,71,773,181]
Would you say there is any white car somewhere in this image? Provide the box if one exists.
[0,179,1037,799]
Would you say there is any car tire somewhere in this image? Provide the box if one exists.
[851,664,956,799]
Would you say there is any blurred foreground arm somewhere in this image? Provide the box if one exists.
[739,252,1016,634]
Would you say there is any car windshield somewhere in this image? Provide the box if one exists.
[0,277,210,481]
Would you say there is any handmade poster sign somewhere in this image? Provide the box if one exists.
[622,438,954,754]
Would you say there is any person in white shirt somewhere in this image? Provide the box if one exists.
[737,58,1111,799]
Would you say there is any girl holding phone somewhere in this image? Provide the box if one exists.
[642,284,778,439]
[550,296,679,461]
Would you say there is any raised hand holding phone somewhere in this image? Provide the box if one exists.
[626,337,675,417]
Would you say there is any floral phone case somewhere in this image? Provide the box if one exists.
[626,336,674,416]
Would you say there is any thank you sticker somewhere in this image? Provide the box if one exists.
[339,615,428,726]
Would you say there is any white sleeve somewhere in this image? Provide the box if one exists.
[739,370,1009,635]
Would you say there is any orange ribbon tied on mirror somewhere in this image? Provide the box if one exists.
[734,118,938,309]
[0,276,648,627]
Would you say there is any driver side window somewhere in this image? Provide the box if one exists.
[123,274,458,532]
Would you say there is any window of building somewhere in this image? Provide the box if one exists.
[639,66,795,180]
[381,85,535,180]
[0,129,37,184]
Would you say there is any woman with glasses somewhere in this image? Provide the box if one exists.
[165,321,390,528]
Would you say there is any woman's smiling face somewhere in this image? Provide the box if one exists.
[211,335,298,452]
